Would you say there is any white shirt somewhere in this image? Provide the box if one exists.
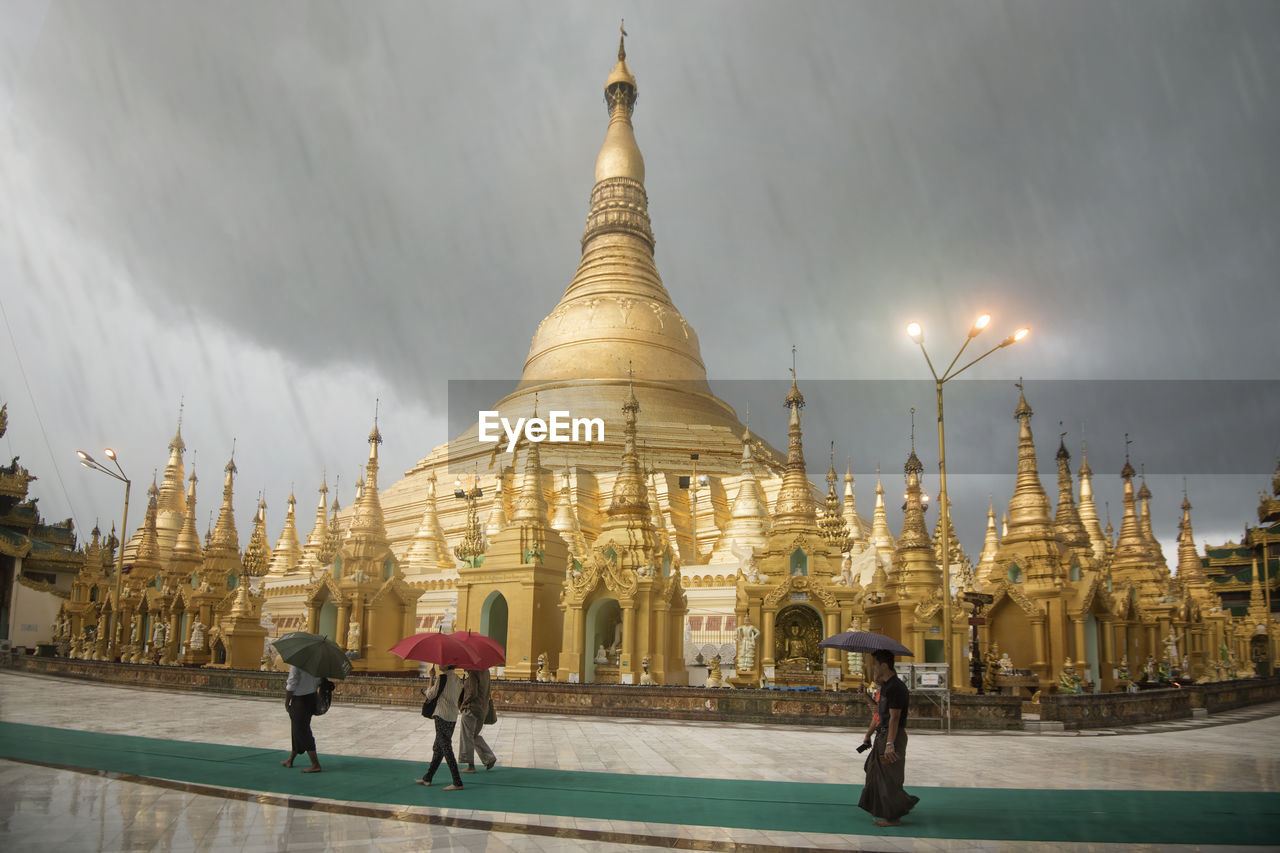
[286,665,320,696]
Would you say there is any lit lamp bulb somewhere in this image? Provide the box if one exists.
[906,322,924,345]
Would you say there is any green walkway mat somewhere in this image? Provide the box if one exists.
[1,722,1277,845]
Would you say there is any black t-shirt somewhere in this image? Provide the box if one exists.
[877,673,909,730]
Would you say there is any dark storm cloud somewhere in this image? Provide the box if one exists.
[1,1,1277,558]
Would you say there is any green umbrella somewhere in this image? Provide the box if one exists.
[271,631,352,680]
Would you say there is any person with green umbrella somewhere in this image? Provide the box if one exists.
[281,663,322,773]
[272,631,349,774]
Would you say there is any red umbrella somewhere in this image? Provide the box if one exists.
[389,632,484,668]
[451,630,506,668]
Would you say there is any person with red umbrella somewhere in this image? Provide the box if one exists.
[390,631,484,792]
[418,664,465,790]
[452,631,504,774]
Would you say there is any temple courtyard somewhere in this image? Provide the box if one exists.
[0,671,1278,851]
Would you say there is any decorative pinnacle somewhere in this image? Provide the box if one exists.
[1057,421,1070,461]
[619,19,627,60]
[225,439,237,476]
[369,398,383,445]
[784,347,804,410]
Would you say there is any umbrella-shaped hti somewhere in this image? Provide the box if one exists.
[389,632,484,669]
[449,630,506,669]
[818,630,914,657]
[271,632,353,679]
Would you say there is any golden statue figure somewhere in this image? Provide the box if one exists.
[1059,658,1083,694]
[982,643,1000,692]
[780,623,809,666]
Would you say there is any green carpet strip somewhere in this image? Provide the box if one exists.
[1,722,1276,845]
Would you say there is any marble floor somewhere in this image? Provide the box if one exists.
[0,670,1277,851]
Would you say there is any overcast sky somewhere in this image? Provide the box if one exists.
[1,1,1277,565]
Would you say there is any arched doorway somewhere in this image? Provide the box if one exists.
[1084,610,1101,686]
[318,600,338,641]
[481,591,508,653]
[584,597,621,683]
[773,604,822,668]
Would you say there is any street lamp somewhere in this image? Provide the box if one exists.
[452,473,484,567]
[77,449,130,659]
[905,315,1028,690]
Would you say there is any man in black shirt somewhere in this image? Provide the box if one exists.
[858,649,919,826]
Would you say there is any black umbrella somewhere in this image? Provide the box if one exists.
[819,630,914,657]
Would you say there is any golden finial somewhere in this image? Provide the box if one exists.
[619,19,627,61]
[909,408,916,453]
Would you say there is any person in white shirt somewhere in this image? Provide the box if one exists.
[416,664,464,790]
[281,665,322,773]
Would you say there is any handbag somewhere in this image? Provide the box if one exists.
[314,678,336,716]
[421,687,438,719]
[484,696,497,725]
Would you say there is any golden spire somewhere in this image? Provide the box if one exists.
[405,470,453,573]
[819,442,852,551]
[267,488,302,575]
[130,482,163,585]
[209,451,240,553]
[606,375,649,519]
[485,468,509,540]
[869,465,897,553]
[1136,468,1167,572]
[712,423,770,561]
[1053,430,1090,553]
[349,414,388,540]
[512,423,551,526]
[842,458,867,549]
[977,496,1001,580]
[171,469,202,565]
[1076,437,1108,561]
[1002,382,1055,545]
[501,27,742,437]
[243,494,270,578]
[551,464,588,561]
[297,475,330,574]
[773,360,818,527]
[898,439,931,551]
[157,402,187,521]
[1111,440,1161,591]
[1176,488,1208,585]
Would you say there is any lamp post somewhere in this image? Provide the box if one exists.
[77,448,130,659]
[906,315,1028,689]
[452,473,484,568]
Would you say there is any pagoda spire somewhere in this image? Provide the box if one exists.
[1002,383,1055,544]
[243,494,270,579]
[1137,469,1168,574]
[1111,441,1161,593]
[772,362,818,528]
[155,402,187,559]
[711,422,770,560]
[1053,431,1091,554]
[1076,438,1108,561]
[172,469,202,565]
[819,443,852,552]
[869,466,897,554]
[485,469,509,541]
[1176,488,1208,586]
[605,378,649,523]
[842,458,868,552]
[405,471,453,573]
[130,481,163,588]
[551,464,588,561]
[977,497,1001,582]
[891,440,940,599]
[209,453,240,553]
[509,395,551,526]
[297,475,330,575]
[267,488,302,575]
[348,415,388,542]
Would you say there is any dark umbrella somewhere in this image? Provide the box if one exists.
[450,630,506,668]
[389,632,484,668]
[271,632,353,679]
[819,630,914,657]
